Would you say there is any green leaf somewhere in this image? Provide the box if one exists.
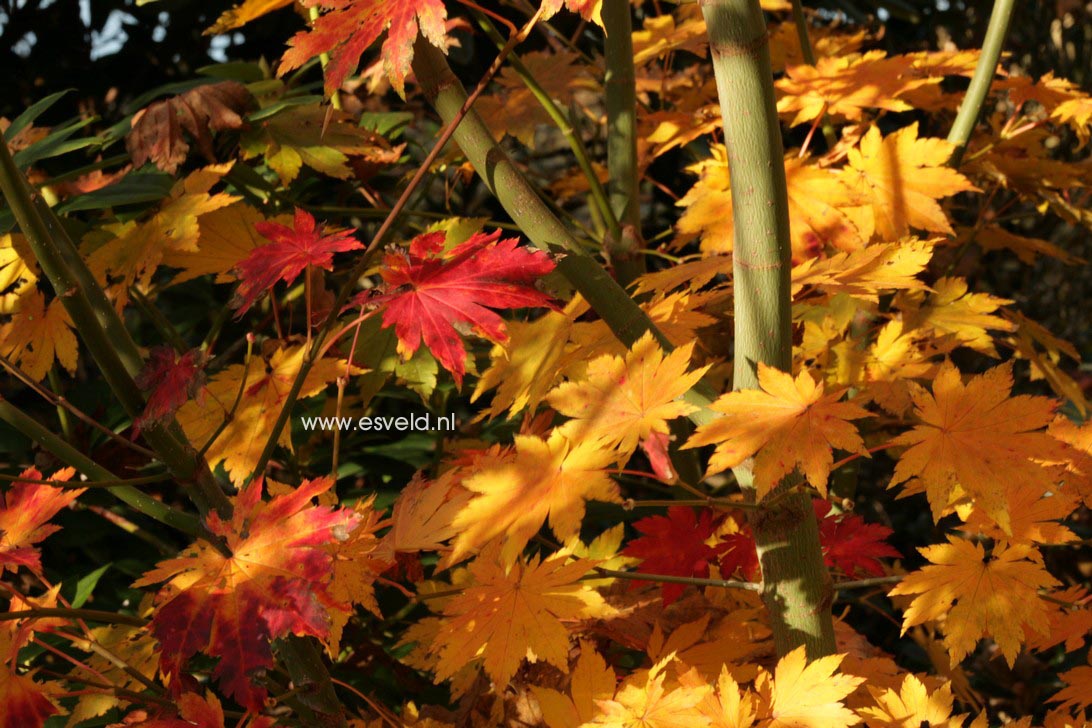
[71,563,112,608]
[56,170,174,213]
[5,90,73,140]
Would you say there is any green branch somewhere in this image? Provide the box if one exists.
[701,0,835,658]
[0,138,230,519]
[947,0,1016,168]
[603,0,645,285]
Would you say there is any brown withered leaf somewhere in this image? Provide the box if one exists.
[127,81,255,173]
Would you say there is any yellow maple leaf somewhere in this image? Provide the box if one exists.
[531,640,617,728]
[754,647,864,728]
[676,147,863,259]
[162,203,288,284]
[385,470,474,556]
[889,537,1058,666]
[206,0,293,34]
[858,675,966,728]
[685,364,870,500]
[547,332,710,460]
[775,51,935,126]
[896,277,1015,356]
[327,496,391,652]
[790,239,934,302]
[451,430,620,563]
[678,665,757,728]
[840,124,977,241]
[0,233,38,314]
[434,549,611,687]
[85,163,238,308]
[888,362,1064,533]
[177,345,353,484]
[584,653,711,727]
[0,289,77,381]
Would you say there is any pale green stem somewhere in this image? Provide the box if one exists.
[701,0,835,658]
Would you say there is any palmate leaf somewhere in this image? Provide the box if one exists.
[364,229,557,387]
[0,467,83,576]
[134,477,360,711]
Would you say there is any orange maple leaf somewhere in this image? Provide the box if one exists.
[685,365,870,500]
[547,331,710,463]
[0,467,83,575]
[278,0,447,97]
[450,431,620,563]
[888,362,1064,533]
[889,537,1059,666]
[840,124,977,241]
[433,549,611,687]
[134,477,360,710]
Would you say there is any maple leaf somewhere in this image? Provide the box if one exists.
[890,537,1059,666]
[385,471,473,556]
[327,496,391,651]
[477,51,582,149]
[366,229,556,386]
[450,430,620,563]
[127,81,254,174]
[790,239,934,302]
[754,647,864,728]
[622,507,725,605]
[584,654,710,727]
[0,670,58,728]
[858,675,966,728]
[530,640,616,728]
[547,332,710,461]
[134,476,360,710]
[685,365,871,500]
[888,362,1064,533]
[0,467,83,575]
[177,345,352,484]
[85,164,238,309]
[117,692,231,727]
[232,207,362,315]
[813,500,900,578]
[840,124,977,241]
[278,0,447,97]
[896,277,1015,356]
[239,103,402,185]
[676,147,863,260]
[433,549,611,686]
[775,51,935,126]
[206,0,294,34]
[681,665,757,728]
[133,347,207,436]
[1053,659,1092,712]
[0,289,76,381]
[162,204,286,285]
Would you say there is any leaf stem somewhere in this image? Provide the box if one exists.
[590,567,761,591]
[946,0,1016,167]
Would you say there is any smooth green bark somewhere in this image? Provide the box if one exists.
[701,0,835,658]
[947,0,1016,167]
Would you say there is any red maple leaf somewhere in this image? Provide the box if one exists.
[363,229,556,386]
[717,529,760,582]
[232,208,362,316]
[813,499,900,577]
[278,0,448,98]
[622,506,725,605]
[0,467,84,575]
[134,347,207,436]
[134,477,360,711]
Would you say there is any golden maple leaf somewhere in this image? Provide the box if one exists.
[433,549,611,687]
[162,203,288,284]
[685,364,870,500]
[790,239,934,302]
[754,647,864,728]
[895,277,1015,356]
[450,430,620,563]
[177,345,353,484]
[547,332,710,460]
[888,537,1059,666]
[85,163,238,309]
[676,147,863,259]
[385,470,474,556]
[775,51,935,126]
[530,640,616,728]
[583,653,710,727]
[858,675,966,728]
[888,362,1064,533]
[840,124,977,242]
[0,289,76,381]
